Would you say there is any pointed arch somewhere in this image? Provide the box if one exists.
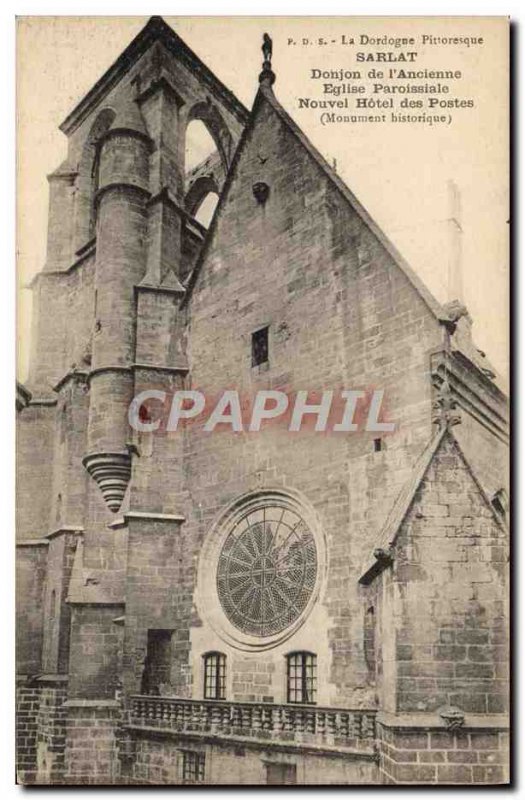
[74,108,116,251]
[185,175,220,218]
[186,100,233,173]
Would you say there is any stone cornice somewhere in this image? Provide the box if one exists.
[16,539,49,547]
[45,526,84,541]
[63,699,120,709]
[88,363,189,382]
[132,362,189,374]
[30,238,97,286]
[53,369,89,394]
[125,511,186,524]
[36,674,69,684]
[147,187,207,238]
[94,181,151,209]
[377,711,509,731]
[97,125,154,151]
[27,397,58,407]
[135,282,185,297]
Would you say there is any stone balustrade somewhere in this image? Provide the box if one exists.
[128,695,376,752]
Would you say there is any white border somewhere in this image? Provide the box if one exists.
[4,3,519,798]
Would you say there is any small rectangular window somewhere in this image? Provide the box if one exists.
[374,438,382,452]
[203,652,226,700]
[252,326,269,367]
[286,652,317,705]
[266,763,297,785]
[182,751,205,784]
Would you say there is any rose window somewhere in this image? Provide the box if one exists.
[216,505,318,637]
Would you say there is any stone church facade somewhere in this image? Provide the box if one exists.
[16,17,509,785]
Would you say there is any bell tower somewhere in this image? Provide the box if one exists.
[44,16,248,514]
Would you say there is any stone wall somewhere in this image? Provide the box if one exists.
[390,433,509,716]
[378,722,509,785]
[35,678,68,784]
[63,700,121,785]
[130,734,379,785]
[16,679,41,784]
[16,543,47,674]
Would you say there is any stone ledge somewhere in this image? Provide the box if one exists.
[377,711,509,731]
[63,699,120,709]
[36,674,69,684]
[132,361,189,374]
[45,526,84,541]
[16,539,49,547]
[126,723,379,761]
[125,511,186,524]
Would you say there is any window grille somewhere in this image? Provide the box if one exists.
[182,751,205,784]
[203,652,226,700]
[286,651,317,704]
[217,505,317,637]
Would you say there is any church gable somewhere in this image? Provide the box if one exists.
[388,431,508,715]
[187,84,444,392]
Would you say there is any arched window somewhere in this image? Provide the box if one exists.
[185,119,218,174]
[203,651,226,700]
[185,102,233,173]
[185,174,220,229]
[194,192,219,228]
[74,108,115,251]
[286,652,317,705]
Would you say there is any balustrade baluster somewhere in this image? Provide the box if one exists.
[309,709,317,734]
[350,712,361,739]
[272,706,282,733]
[231,704,241,729]
[210,703,221,732]
[242,705,251,732]
[261,707,272,731]
[252,705,262,733]
[327,712,336,736]
[284,707,293,733]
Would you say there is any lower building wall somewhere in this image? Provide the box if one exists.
[62,700,121,785]
[377,721,510,785]
[16,680,41,784]
[35,678,68,784]
[16,677,69,785]
[130,735,379,785]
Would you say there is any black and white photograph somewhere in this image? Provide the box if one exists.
[14,13,509,786]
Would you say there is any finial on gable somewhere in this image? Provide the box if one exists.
[259,33,276,87]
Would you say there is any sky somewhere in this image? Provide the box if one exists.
[16,16,509,384]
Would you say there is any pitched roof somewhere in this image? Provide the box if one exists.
[60,16,249,136]
[183,82,448,323]
[257,86,448,323]
[359,426,507,585]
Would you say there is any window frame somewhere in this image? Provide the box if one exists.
[181,750,205,784]
[203,651,226,700]
[251,326,269,368]
[286,651,317,705]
